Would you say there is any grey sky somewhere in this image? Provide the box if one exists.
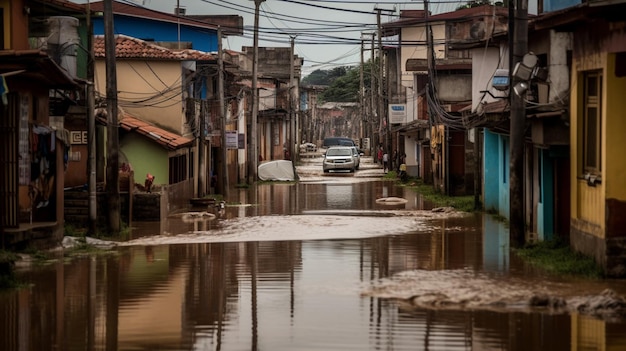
[71,0,473,76]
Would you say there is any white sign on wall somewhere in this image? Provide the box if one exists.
[389,104,406,124]
[225,131,239,149]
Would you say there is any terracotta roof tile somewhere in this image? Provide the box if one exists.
[119,114,193,150]
[93,34,215,61]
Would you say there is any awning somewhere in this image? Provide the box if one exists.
[0,50,78,89]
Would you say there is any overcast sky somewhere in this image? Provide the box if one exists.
[72,0,466,76]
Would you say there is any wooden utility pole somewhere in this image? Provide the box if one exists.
[370,34,376,147]
[86,1,97,235]
[198,102,206,197]
[104,0,120,233]
[218,27,229,198]
[510,0,528,247]
[375,7,395,153]
[249,0,264,182]
[360,36,365,143]
[376,9,384,148]
[289,36,299,178]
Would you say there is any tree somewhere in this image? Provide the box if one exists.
[320,67,360,102]
[301,66,349,86]
[302,60,375,103]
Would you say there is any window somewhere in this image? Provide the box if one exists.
[169,154,188,184]
[582,71,602,174]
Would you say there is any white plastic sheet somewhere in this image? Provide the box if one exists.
[258,160,295,181]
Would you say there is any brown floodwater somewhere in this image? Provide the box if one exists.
[1,176,626,351]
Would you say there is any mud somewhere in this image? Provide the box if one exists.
[363,269,626,321]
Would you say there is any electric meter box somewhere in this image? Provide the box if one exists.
[492,69,510,91]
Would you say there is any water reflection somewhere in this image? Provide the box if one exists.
[1,180,626,351]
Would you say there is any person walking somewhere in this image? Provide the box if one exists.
[377,146,383,165]
[382,151,389,174]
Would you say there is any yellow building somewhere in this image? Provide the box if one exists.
[537,3,626,277]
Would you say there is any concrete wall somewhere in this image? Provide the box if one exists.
[437,74,472,103]
[95,59,185,135]
[120,134,169,186]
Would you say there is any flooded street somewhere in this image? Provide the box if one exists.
[2,156,626,350]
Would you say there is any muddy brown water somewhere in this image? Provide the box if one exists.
[1,177,626,350]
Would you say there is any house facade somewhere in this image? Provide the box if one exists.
[533,1,626,277]
[238,47,303,163]
[86,1,242,52]
[383,7,504,195]
[92,34,218,213]
[80,1,244,199]
[472,18,572,242]
[0,0,84,248]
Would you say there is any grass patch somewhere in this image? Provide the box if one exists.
[513,240,604,279]
[395,177,475,212]
[0,250,19,289]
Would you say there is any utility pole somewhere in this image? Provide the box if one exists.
[370,34,376,148]
[376,9,384,149]
[376,7,395,154]
[510,0,528,247]
[289,36,299,178]
[86,1,97,235]
[176,0,181,49]
[197,100,205,197]
[218,27,229,198]
[104,0,120,234]
[360,36,365,143]
[249,0,264,182]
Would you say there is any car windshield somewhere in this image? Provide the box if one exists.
[327,148,352,156]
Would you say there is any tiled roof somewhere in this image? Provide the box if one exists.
[119,114,194,150]
[93,35,215,61]
[85,1,218,30]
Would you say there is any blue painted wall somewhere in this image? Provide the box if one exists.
[483,130,500,212]
[482,130,510,218]
[498,136,510,219]
[92,16,218,53]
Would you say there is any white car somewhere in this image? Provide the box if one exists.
[323,146,356,173]
[350,146,362,170]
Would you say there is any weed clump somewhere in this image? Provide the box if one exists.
[514,240,604,279]
[0,250,19,289]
